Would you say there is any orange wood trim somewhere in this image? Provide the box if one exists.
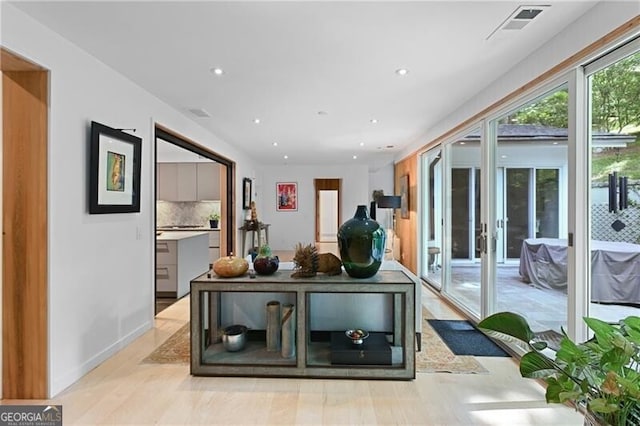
[0,48,46,72]
[402,15,640,160]
[2,64,49,398]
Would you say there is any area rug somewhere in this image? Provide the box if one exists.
[142,323,190,364]
[142,311,489,374]
[426,319,510,357]
[417,309,488,374]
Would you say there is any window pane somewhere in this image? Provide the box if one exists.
[588,49,640,323]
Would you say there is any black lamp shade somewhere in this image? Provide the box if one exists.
[377,195,401,209]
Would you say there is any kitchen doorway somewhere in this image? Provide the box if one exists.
[154,126,235,314]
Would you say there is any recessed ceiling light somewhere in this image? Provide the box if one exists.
[253,118,261,124]
[552,142,559,145]
[395,68,408,76]
[353,155,358,160]
[501,154,508,159]
[284,155,288,159]
[460,142,466,145]
[210,67,224,75]
[370,119,378,124]
[359,142,365,147]
[272,142,278,147]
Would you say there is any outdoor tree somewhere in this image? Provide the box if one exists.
[591,52,640,133]
[508,51,640,133]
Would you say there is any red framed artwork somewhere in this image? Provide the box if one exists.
[276,182,298,211]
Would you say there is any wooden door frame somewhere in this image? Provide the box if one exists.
[2,47,49,398]
[314,178,341,242]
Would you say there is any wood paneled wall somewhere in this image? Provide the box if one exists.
[394,156,418,274]
[2,48,49,398]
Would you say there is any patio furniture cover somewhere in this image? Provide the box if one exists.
[519,238,640,304]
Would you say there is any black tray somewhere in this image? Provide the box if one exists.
[330,331,391,365]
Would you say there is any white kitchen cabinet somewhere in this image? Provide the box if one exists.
[156,231,209,298]
[157,162,219,201]
[158,163,196,201]
[196,163,220,200]
[177,163,197,201]
[157,163,178,201]
[208,230,221,263]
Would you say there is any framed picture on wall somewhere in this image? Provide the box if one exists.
[89,121,142,214]
[276,182,298,211]
[242,178,252,210]
[400,174,409,219]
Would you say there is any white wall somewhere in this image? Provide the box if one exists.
[399,1,640,160]
[256,164,370,251]
[1,4,257,397]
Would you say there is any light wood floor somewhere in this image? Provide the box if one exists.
[1,284,584,425]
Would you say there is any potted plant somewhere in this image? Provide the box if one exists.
[208,212,220,228]
[478,312,640,425]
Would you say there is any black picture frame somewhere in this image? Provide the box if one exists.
[89,121,142,214]
[242,177,252,210]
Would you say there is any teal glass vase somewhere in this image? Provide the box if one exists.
[337,205,386,278]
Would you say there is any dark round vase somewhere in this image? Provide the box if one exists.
[337,205,386,278]
[253,255,279,275]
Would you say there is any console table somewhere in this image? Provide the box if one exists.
[190,270,415,379]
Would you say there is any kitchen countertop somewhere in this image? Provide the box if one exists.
[156,231,209,241]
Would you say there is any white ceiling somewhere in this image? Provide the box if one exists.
[11,1,600,168]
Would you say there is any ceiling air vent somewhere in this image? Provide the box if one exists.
[487,5,549,40]
[188,108,211,118]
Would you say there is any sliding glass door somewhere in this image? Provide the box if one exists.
[421,147,443,289]
[585,42,640,324]
[446,129,482,316]
[490,85,569,333]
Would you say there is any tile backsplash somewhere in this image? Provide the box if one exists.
[157,201,221,227]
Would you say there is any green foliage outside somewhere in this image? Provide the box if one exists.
[592,135,640,182]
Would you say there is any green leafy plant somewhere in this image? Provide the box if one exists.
[208,212,220,221]
[478,312,640,425]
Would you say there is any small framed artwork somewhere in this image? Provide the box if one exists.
[276,182,298,211]
[89,121,142,214]
[400,174,409,219]
[242,178,252,210]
